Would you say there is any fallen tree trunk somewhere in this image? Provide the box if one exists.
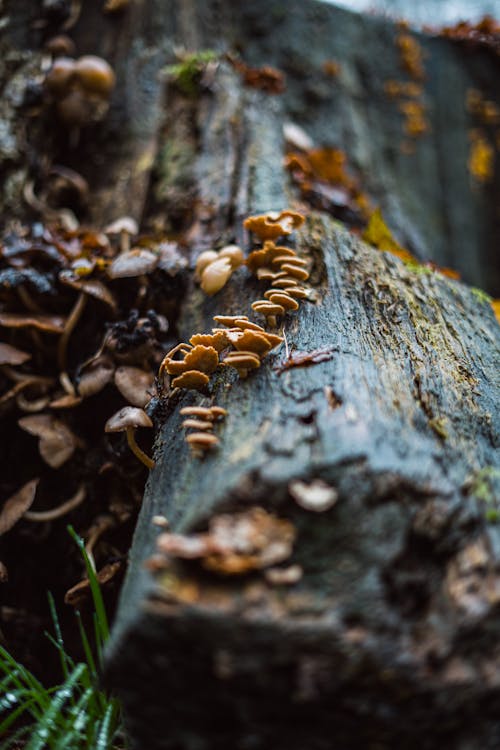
[3,1,500,747]
[102,6,500,746]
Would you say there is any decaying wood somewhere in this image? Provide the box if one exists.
[99,5,500,749]
[2,1,500,748]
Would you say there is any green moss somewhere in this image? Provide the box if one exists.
[164,50,218,96]
[402,259,432,275]
[467,466,500,523]
[470,287,492,305]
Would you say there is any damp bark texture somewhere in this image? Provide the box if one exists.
[3,0,500,748]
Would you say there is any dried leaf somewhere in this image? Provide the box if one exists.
[0,342,31,366]
[275,347,334,375]
[362,209,415,262]
[18,414,78,468]
[64,560,123,607]
[0,479,39,535]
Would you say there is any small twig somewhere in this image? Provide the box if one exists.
[24,483,86,522]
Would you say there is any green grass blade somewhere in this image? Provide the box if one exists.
[95,702,114,750]
[52,687,94,750]
[24,663,86,750]
[67,526,110,645]
[47,592,72,682]
[76,610,98,681]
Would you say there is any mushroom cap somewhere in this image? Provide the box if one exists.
[243,210,304,240]
[104,216,139,236]
[180,406,215,419]
[218,244,244,269]
[255,267,280,281]
[268,292,300,311]
[182,418,214,431]
[210,406,227,419]
[105,406,153,432]
[200,257,233,296]
[164,345,219,376]
[45,57,76,95]
[114,366,155,407]
[282,285,309,299]
[171,370,210,390]
[185,432,219,448]
[0,478,39,536]
[45,35,76,58]
[108,248,158,278]
[0,342,31,366]
[223,352,261,371]
[189,331,229,352]
[251,300,285,317]
[213,315,249,327]
[226,330,273,356]
[194,250,219,279]
[74,55,116,96]
[260,331,284,348]
[271,254,306,267]
[279,263,310,281]
[271,277,298,288]
[0,312,66,334]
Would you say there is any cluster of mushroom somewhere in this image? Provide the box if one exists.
[45,52,116,127]
[243,210,310,327]
[159,315,283,391]
[194,245,245,296]
[180,405,227,457]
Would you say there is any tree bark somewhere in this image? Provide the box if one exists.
[96,4,500,749]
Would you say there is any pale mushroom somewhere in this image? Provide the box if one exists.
[200,257,233,296]
[105,406,154,470]
[108,248,158,279]
[104,217,138,253]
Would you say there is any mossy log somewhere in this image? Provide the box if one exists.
[102,6,500,748]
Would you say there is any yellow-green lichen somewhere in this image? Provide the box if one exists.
[164,50,218,96]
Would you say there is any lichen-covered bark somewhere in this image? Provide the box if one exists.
[104,11,500,746]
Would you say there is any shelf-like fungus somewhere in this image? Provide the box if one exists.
[105,406,154,470]
[267,291,300,312]
[223,351,261,379]
[243,210,305,241]
[185,432,219,457]
[251,300,285,328]
[171,370,210,391]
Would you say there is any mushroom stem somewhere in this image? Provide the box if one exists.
[268,315,278,328]
[23,483,86,522]
[126,426,155,470]
[58,292,87,371]
[120,229,130,253]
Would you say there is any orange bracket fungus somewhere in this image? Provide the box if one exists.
[180,404,227,457]
[105,406,154,470]
[243,210,305,241]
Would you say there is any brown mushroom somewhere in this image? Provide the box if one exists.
[223,351,261,379]
[213,315,249,327]
[271,254,307,267]
[45,35,77,59]
[226,330,273,356]
[74,56,116,97]
[210,406,228,419]
[185,431,219,457]
[271,277,298,288]
[171,370,210,391]
[163,345,219,377]
[0,478,39,536]
[18,413,78,468]
[189,331,230,352]
[182,418,215,431]
[267,292,300,312]
[243,210,304,241]
[105,406,154,470]
[282,285,309,299]
[279,263,310,281]
[251,300,285,328]
[114,366,155,407]
[59,270,118,311]
[179,406,216,419]
[45,56,76,95]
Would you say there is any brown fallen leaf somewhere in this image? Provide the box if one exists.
[18,414,78,468]
[0,478,39,536]
[274,347,334,375]
[0,560,8,582]
[64,560,123,607]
